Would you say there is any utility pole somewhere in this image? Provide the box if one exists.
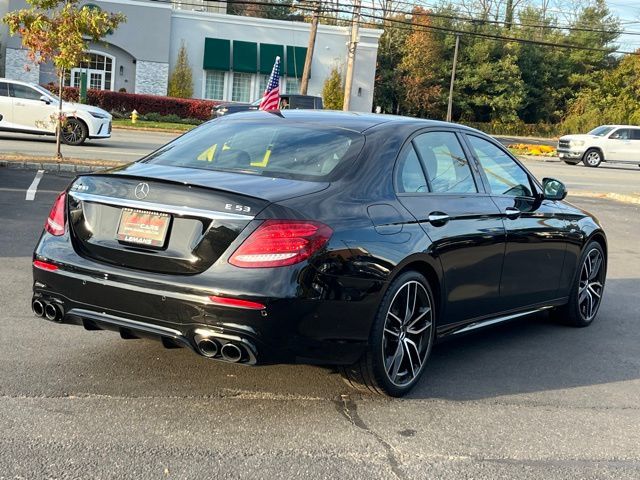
[343,0,361,111]
[446,34,460,123]
[300,1,320,95]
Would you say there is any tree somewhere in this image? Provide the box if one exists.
[373,14,409,114]
[399,8,444,119]
[322,67,344,110]
[563,51,640,132]
[168,41,193,98]
[3,0,125,159]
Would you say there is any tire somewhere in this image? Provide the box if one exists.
[583,149,603,168]
[61,118,88,146]
[551,240,606,327]
[340,271,436,397]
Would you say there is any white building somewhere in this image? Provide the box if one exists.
[0,0,382,112]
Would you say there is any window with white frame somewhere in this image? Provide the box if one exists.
[232,72,252,102]
[285,77,301,94]
[204,70,225,100]
[257,74,270,97]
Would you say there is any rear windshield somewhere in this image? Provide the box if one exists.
[143,119,365,181]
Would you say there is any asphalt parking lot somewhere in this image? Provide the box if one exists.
[1,162,639,478]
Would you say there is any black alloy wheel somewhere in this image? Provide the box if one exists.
[552,241,606,327]
[583,149,603,168]
[61,118,88,146]
[340,271,435,396]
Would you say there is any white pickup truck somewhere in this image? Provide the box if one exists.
[557,125,640,168]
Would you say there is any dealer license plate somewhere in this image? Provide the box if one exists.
[116,208,170,247]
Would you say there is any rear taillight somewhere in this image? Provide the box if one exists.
[45,192,66,236]
[229,220,333,268]
[33,260,58,271]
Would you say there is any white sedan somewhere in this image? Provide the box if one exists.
[0,78,111,145]
[557,125,640,167]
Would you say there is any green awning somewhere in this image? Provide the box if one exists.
[203,38,230,71]
[286,46,308,79]
[260,43,285,74]
[233,41,258,73]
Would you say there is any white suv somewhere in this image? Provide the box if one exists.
[558,125,640,168]
[0,78,112,145]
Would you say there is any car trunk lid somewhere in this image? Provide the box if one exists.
[66,169,326,275]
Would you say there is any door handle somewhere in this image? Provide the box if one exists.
[15,102,26,106]
[427,212,450,225]
[504,207,521,219]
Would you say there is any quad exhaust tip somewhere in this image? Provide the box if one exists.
[33,298,63,322]
[197,338,219,358]
[32,299,45,317]
[220,343,243,363]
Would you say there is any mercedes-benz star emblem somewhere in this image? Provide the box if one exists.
[134,182,150,200]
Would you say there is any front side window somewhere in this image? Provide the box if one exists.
[396,146,428,193]
[143,120,364,181]
[413,131,477,194]
[610,129,630,140]
[231,72,252,102]
[11,84,42,101]
[467,135,533,197]
[204,70,225,100]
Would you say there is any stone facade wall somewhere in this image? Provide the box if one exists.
[134,61,169,96]
[5,48,40,84]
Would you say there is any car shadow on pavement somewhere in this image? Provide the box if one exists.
[30,278,636,401]
[408,277,639,400]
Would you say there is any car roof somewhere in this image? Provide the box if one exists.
[219,109,476,134]
[0,77,36,87]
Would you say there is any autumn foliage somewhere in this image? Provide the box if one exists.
[399,8,443,119]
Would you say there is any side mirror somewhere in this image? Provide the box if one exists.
[542,177,567,201]
[39,95,51,105]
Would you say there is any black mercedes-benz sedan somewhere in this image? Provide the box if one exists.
[32,111,607,397]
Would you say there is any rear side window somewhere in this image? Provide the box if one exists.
[413,131,477,194]
[143,120,364,181]
[467,135,534,197]
[396,146,428,193]
[11,84,42,101]
[0,82,8,97]
[632,129,640,140]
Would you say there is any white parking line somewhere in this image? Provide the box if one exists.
[25,170,45,201]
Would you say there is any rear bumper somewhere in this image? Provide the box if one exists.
[32,261,370,366]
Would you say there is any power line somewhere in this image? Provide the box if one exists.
[163,0,639,54]
[347,0,640,37]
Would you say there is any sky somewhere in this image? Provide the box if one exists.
[607,0,640,52]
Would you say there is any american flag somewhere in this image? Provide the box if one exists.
[259,56,281,111]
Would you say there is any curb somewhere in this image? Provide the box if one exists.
[0,156,121,173]
[112,125,191,134]
[516,154,560,163]
[569,190,640,206]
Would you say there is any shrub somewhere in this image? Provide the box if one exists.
[43,85,219,121]
[168,42,194,98]
[322,67,344,110]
